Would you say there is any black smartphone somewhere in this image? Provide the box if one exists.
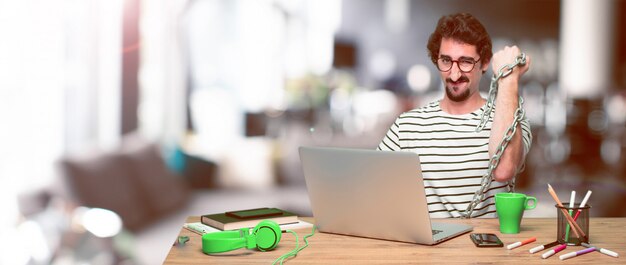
[470,233,503,247]
[225,208,284,219]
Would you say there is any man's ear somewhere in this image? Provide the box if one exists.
[481,59,490,74]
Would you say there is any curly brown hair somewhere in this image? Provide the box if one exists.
[427,13,492,69]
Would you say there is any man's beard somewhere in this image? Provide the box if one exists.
[445,76,470,102]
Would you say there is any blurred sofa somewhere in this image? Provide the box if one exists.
[56,135,311,264]
[60,138,195,232]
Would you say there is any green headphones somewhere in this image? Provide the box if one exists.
[202,220,282,254]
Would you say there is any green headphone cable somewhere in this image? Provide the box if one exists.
[272,230,299,265]
[272,225,317,265]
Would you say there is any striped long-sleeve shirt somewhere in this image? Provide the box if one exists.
[377,100,532,218]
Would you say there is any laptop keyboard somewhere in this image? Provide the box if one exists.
[432,229,443,235]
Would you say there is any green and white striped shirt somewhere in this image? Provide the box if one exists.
[378,100,532,218]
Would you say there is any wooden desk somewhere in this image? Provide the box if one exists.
[164,217,625,264]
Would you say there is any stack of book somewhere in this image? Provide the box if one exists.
[201,207,299,231]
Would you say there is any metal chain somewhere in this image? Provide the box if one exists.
[461,53,527,218]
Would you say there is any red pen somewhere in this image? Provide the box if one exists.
[542,244,567,259]
[529,241,559,254]
[572,190,592,221]
[507,237,536,250]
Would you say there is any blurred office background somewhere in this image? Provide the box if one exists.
[1,0,625,264]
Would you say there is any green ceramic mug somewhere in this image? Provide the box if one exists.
[495,193,537,234]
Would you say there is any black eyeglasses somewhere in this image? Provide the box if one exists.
[436,56,481,73]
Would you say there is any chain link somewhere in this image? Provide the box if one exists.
[461,53,527,218]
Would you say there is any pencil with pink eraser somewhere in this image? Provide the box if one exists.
[547,184,584,238]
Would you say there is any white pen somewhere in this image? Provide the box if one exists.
[565,190,576,241]
[507,237,536,250]
[582,243,619,258]
[184,223,212,234]
[569,191,576,209]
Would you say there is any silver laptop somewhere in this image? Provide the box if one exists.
[299,146,473,245]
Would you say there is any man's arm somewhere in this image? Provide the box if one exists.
[489,46,531,182]
[378,117,402,151]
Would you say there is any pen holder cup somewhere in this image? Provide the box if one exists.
[556,203,590,245]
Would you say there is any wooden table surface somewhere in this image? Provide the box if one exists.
[163,217,625,264]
